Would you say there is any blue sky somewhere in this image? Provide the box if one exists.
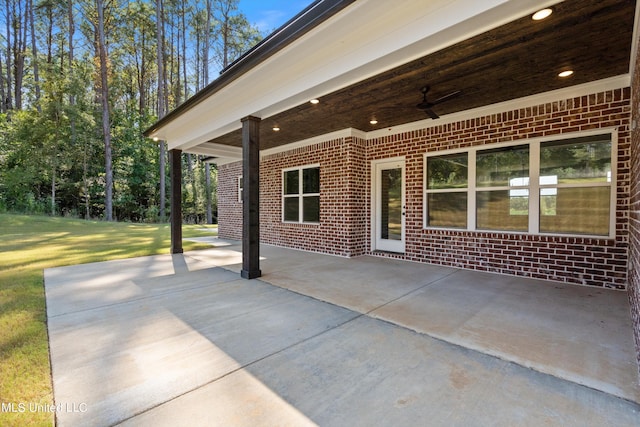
[238,0,316,33]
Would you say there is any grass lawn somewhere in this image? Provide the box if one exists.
[0,214,216,426]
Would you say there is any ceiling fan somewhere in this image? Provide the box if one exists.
[415,85,462,119]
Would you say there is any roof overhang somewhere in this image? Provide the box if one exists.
[146,0,560,146]
[146,0,637,162]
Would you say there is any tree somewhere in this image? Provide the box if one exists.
[156,0,166,221]
[0,0,264,223]
[95,0,113,220]
[213,0,261,70]
[27,0,40,109]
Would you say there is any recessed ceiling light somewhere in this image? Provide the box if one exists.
[272,126,280,131]
[558,70,574,78]
[532,8,552,20]
[310,99,320,104]
[369,119,378,125]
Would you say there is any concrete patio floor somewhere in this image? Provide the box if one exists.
[45,241,640,426]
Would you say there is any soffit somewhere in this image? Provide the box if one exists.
[202,0,635,154]
[151,0,636,157]
[151,0,558,151]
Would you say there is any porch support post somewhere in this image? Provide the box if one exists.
[169,148,183,254]
[241,115,261,279]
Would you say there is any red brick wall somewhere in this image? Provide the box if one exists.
[367,88,631,289]
[218,162,243,240]
[218,88,631,290]
[629,43,640,374]
[260,137,367,256]
[218,137,367,256]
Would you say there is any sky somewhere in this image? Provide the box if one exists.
[238,0,317,34]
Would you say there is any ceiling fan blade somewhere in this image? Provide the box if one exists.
[432,90,462,105]
[425,108,439,119]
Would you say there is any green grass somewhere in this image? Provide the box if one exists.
[0,214,217,426]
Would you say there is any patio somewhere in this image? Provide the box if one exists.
[45,241,640,426]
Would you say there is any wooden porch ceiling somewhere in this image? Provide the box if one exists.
[208,0,636,151]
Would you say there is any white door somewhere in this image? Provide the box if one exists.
[373,159,405,253]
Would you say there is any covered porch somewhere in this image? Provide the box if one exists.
[45,243,639,425]
[139,0,640,417]
[146,0,638,280]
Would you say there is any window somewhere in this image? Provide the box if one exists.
[424,132,615,237]
[538,135,612,235]
[425,153,468,228]
[476,144,529,231]
[283,165,320,223]
[238,176,243,203]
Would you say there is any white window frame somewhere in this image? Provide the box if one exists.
[424,128,617,239]
[237,176,243,203]
[282,164,320,224]
[424,152,470,230]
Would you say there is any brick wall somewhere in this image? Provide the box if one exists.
[259,137,367,256]
[366,88,631,289]
[218,162,243,240]
[219,137,368,256]
[629,43,640,374]
[218,87,631,290]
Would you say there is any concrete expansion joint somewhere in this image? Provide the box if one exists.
[254,271,640,406]
[363,268,461,317]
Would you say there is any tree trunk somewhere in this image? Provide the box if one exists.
[136,29,146,115]
[205,162,212,224]
[0,54,5,113]
[187,153,197,219]
[46,3,52,64]
[97,0,113,221]
[156,0,166,221]
[28,0,40,110]
[194,18,200,91]
[181,0,188,101]
[12,0,27,110]
[203,0,211,85]
[5,0,12,110]
[51,144,56,216]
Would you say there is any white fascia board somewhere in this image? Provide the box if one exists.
[160,0,562,151]
[186,142,242,159]
[202,157,240,166]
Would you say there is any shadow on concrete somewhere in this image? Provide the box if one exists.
[44,243,640,426]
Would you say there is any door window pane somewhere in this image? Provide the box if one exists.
[477,190,528,231]
[427,192,467,228]
[427,153,468,189]
[540,187,609,235]
[477,145,529,187]
[381,168,402,240]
